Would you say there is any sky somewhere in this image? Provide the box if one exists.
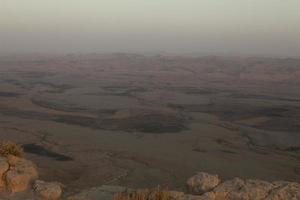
[0,0,300,57]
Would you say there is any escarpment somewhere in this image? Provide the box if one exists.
[0,153,298,200]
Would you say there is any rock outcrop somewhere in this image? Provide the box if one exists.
[184,173,300,200]
[186,172,220,194]
[0,155,63,199]
[203,178,275,200]
[5,155,39,193]
[109,172,299,200]
[0,155,299,200]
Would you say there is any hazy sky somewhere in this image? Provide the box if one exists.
[1,0,300,57]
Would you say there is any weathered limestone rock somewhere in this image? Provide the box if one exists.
[33,180,63,200]
[266,181,300,200]
[207,177,243,199]
[213,178,275,200]
[241,179,276,200]
[65,180,300,200]
[169,191,185,200]
[5,155,38,193]
[0,157,9,190]
[187,172,220,194]
[67,185,126,200]
[203,178,300,200]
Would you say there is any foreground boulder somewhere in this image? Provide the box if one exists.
[186,172,220,194]
[5,155,38,193]
[207,178,274,200]
[266,181,300,200]
[33,180,63,200]
[201,178,300,200]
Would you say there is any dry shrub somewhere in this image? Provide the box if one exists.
[0,141,23,157]
[113,186,171,200]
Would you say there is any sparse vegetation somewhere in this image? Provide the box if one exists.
[113,186,171,200]
[0,141,23,157]
[284,146,300,152]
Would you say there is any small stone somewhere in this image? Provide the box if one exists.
[186,172,220,194]
[33,180,63,200]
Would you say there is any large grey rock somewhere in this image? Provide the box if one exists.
[187,172,220,194]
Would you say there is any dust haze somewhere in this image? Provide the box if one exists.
[0,0,300,198]
[1,0,300,57]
